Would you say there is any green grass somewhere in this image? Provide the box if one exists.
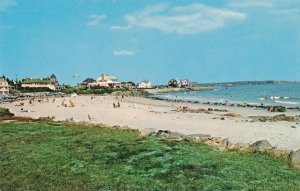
[0,122,299,191]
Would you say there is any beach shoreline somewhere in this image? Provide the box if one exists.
[1,95,300,151]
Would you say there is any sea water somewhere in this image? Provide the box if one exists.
[152,82,300,107]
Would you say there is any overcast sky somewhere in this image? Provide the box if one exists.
[1,0,300,85]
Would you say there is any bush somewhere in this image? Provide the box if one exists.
[20,87,53,93]
[0,107,14,117]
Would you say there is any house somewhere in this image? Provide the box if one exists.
[0,87,9,95]
[0,77,10,95]
[179,79,190,87]
[88,74,121,88]
[0,77,9,88]
[121,81,136,89]
[82,78,96,85]
[168,78,190,88]
[21,74,59,91]
[138,80,152,89]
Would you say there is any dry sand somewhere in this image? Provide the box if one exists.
[2,95,300,150]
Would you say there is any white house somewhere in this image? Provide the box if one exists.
[0,77,9,88]
[21,74,59,90]
[88,74,121,88]
[0,87,9,95]
[138,80,152,89]
[168,78,190,88]
[0,77,10,95]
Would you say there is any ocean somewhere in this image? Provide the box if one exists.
[151,82,300,107]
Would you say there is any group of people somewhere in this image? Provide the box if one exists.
[113,102,121,108]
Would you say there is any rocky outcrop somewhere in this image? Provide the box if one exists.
[290,150,300,169]
[157,130,186,141]
[185,134,211,143]
[232,143,250,151]
[250,140,273,152]
[204,137,230,149]
[267,106,286,112]
[250,114,299,122]
[224,113,242,118]
[139,130,300,168]
[139,128,156,136]
[270,149,291,158]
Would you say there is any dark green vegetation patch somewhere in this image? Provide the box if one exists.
[0,122,299,190]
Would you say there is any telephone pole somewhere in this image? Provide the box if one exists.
[14,74,19,90]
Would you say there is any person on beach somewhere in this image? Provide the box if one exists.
[117,102,120,108]
[244,100,247,107]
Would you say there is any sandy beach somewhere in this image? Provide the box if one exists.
[2,95,300,151]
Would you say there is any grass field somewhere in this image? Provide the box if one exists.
[0,121,300,190]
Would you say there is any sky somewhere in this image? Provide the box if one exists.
[0,0,300,85]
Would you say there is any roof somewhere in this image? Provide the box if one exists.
[0,77,7,82]
[50,74,56,78]
[82,78,96,84]
[0,87,9,91]
[22,78,51,84]
[106,75,117,80]
[140,80,150,83]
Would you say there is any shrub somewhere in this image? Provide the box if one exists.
[0,107,14,117]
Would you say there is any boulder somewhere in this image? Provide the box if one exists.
[167,132,186,141]
[290,150,300,169]
[139,128,156,136]
[224,113,242,118]
[157,130,185,141]
[185,134,211,143]
[157,130,171,138]
[250,140,273,152]
[270,149,291,158]
[234,143,250,151]
[204,137,229,148]
[267,106,286,112]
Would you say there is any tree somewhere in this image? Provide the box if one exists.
[168,79,179,88]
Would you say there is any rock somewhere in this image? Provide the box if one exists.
[250,140,273,152]
[249,114,298,122]
[290,150,300,169]
[139,128,156,136]
[157,130,171,138]
[267,106,286,112]
[157,130,185,141]
[214,109,228,112]
[233,143,250,151]
[185,134,211,142]
[220,117,226,120]
[204,137,229,148]
[120,125,130,130]
[291,126,296,128]
[270,149,291,158]
[167,132,186,141]
[224,113,242,118]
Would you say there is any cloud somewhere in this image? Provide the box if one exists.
[0,0,16,11]
[270,8,300,15]
[113,50,135,56]
[86,14,106,27]
[123,3,246,35]
[110,25,132,30]
[229,1,273,9]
